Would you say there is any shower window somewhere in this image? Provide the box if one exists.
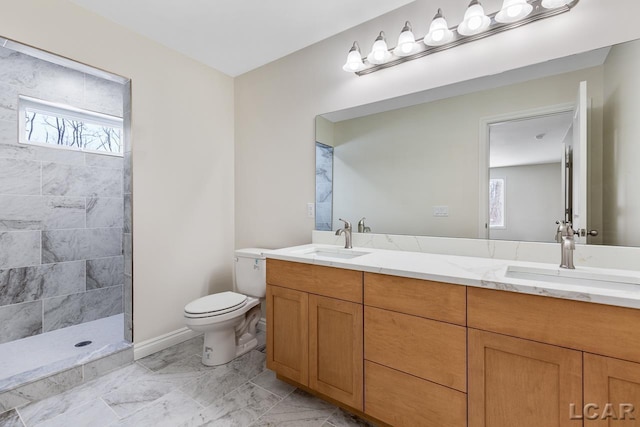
[18,95,123,156]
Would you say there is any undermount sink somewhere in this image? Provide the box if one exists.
[295,247,370,260]
[505,265,640,291]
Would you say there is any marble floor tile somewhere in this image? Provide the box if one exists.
[249,370,295,399]
[32,398,117,427]
[324,409,378,427]
[0,409,24,427]
[177,382,280,427]
[82,348,134,382]
[252,389,336,427]
[137,336,203,372]
[229,350,266,380]
[111,390,203,427]
[101,377,179,418]
[151,355,215,384]
[180,364,248,407]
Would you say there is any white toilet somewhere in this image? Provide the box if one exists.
[184,248,266,366]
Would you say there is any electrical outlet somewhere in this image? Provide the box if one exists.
[433,206,449,217]
[307,203,315,218]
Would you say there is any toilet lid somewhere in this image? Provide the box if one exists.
[184,291,248,316]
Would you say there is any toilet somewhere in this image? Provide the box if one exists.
[184,248,267,366]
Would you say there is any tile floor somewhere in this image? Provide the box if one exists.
[0,334,376,427]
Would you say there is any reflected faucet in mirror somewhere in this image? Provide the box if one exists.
[358,217,371,233]
[335,218,353,249]
[556,220,577,269]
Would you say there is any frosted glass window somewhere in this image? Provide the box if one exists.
[489,178,506,228]
[19,95,123,156]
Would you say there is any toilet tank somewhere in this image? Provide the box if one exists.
[234,248,267,298]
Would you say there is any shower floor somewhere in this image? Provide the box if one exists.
[0,314,130,392]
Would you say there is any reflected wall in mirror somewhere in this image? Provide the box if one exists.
[315,37,640,247]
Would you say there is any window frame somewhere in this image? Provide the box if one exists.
[18,95,124,157]
[489,177,507,230]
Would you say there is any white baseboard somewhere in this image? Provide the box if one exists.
[133,327,202,360]
[258,317,266,332]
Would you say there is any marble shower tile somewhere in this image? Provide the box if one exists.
[124,315,133,343]
[43,286,123,332]
[42,163,121,197]
[42,228,122,263]
[0,144,33,161]
[82,348,134,382]
[86,197,123,228]
[177,382,280,427]
[0,159,40,196]
[0,409,24,427]
[123,274,132,315]
[86,256,123,290]
[123,81,131,116]
[31,398,117,427]
[0,301,42,344]
[0,367,82,413]
[252,389,335,426]
[123,151,131,194]
[0,231,40,269]
[0,196,85,231]
[111,390,202,427]
[83,75,124,118]
[0,261,85,306]
[0,82,18,123]
[179,364,248,407]
[137,336,204,372]
[123,194,131,234]
[123,233,132,276]
[249,370,295,399]
[85,153,123,170]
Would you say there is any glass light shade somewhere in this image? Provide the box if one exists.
[541,0,571,9]
[457,2,491,36]
[424,10,454,46]
[342,49,365,72]
[495,0,533,23]
[367,33,392,65]
[393,22,418,57]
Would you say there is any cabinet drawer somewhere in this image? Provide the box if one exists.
[365,306,467,392]
[365,361,467,427]
[267,259,363,303]
[365,273,466,325]
[468,287,640,364]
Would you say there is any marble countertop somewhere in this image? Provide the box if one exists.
[265,244,640,310]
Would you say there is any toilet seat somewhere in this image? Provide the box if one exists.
[184,291,248,318]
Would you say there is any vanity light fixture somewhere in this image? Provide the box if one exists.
[424,9,454,47]
[495,0,533,23]
[458,0,491,36]
[367,31,392,65]
[343,0,580,76]
[393,22,418,57]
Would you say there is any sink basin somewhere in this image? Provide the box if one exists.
[295,247,370,260]
[505,265,640,291]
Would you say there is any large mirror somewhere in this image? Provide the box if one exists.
[316,37,640,247]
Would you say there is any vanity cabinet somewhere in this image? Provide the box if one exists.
[266,259,364,410]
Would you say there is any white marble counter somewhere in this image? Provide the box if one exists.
[265,244,640,310]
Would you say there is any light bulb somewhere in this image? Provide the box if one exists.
[342,42,365,73]
[394,22,418,57]
[425,9,454,47]
[458,1,491,36]
[496,0,533,23]
[367,32,391,65]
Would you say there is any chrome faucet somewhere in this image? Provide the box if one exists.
[555,220,577,269]
[357,217,371,233]
[335,218,353,249]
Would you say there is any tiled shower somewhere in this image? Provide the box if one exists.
[0,42,132,389]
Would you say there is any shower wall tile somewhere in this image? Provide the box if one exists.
[0,158,40,195]
[86,256,124,290]
[0,195,85,231]
[42,163,121,198]
[85,153,123,170]
[42,228,122,263]
[84,75,123,118]
[123,194,131,234]
[86,197,123,229]
[123,151,131,194]
[0,261,85,306]
[0,231,40,269]
[0,143,30,160]
[43,286,123,332]
[123,274,132,315]
[0,143,85,166]
[0,301,42,344]
[0,82,17,123]
[123,233,132,276]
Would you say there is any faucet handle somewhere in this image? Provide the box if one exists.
[338,218,352,229]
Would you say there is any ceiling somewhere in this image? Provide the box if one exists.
[68,0,415,77]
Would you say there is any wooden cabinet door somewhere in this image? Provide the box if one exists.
[469,329,583,427]
[585,353,640,426]
[266,285,308,386]
[309,294,363,410]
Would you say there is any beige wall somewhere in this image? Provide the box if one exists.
[0,0,235,343]
[235,0,640,250]
[329,67,603,238]
[602,41,640,246]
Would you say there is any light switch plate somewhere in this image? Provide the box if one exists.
[433,206,449,217]
[307,203,315,218]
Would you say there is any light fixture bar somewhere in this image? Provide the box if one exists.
[354,0,578,76]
